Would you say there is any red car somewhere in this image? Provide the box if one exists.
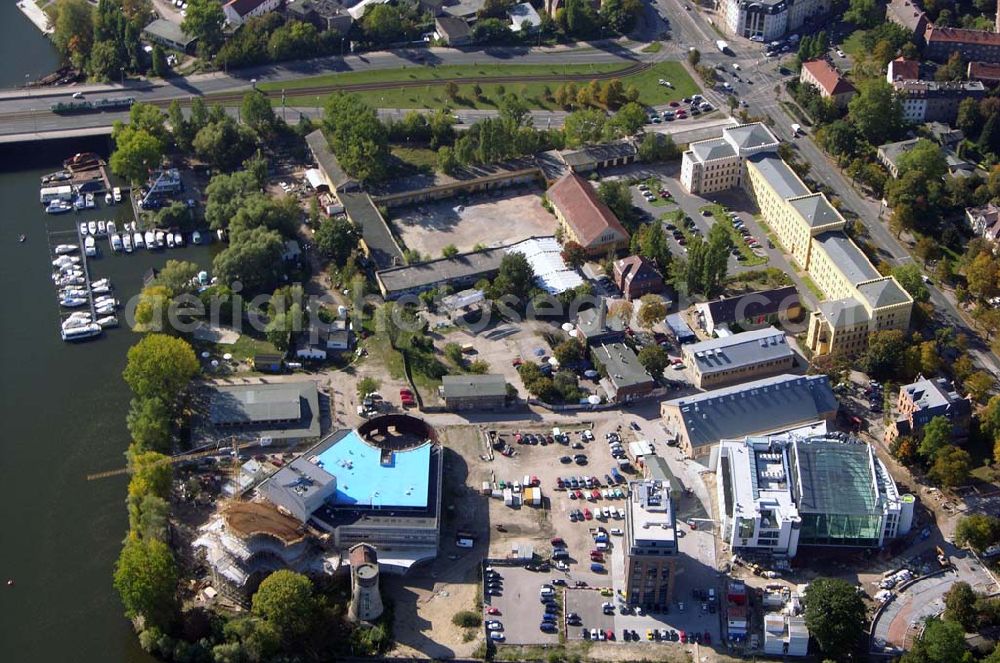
[591,489,601,500]
[590,553,604,562]
[583,508,593,520]
[669,101,680,107]
[400,388,413,398]
[550,537,565,546]
[604,629,615,641]
[486,607,501,615]
[680,630,687,643]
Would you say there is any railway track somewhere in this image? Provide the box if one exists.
[8,62,650,120]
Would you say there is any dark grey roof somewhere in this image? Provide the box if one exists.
[690,137,737,162]
[594,342,653,390]
[305,129,358,192]
[725,123,779,151]
[666,313,696,342]
[204,382,321,440]
[577,300,626,340]
[701,286,799,328]
[339,192,404,270]
[442,0,484,17]
[665,374,838,449]
[142,19,195,47]
[442,374,507,398]
[856,278,912,309]
[813,232,879,285]
[435,16,471,40]
[685,327,793,376]
[817,297,871,329]
[788,193,844,229]
[377,246,505,296]
[878,139,920,169]
[747,153,809,200]
[559,141,637,168]
[902,376,966,411]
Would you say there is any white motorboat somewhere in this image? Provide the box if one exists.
[91,284,110,295]
[60,296,88,308]
[87,221,97,235]
[64,311,91,322]
[52,255,80,266]
[96,316,118,328]
[91,278,110,288]
[95,296,118,307]
[166,233,175,248]
[95,306,116,317]
[54,244,77,255]
[107,221,117,235]
[46,200,73,214]
[155,231,166,247]
[73,195,86,210]
[97,220,107,235]
[61,323,102,341]
[110,234,123,252]
[85,193,95,209]
[144,231,155,248]
[79,222,89,236]
[123,233,133,253]
[173,232,184,247]
[192,230,202,244]
[55,264,82,275]
[60,289,88,299]
[133,232,144,249]
[56,278,85,288]
[62,316,92,330]
[113,187,122,203]
[105,192,113,205]
[84,236,96,257]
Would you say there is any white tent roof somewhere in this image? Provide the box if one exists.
[506,236,584,294]
[304,168,326,189]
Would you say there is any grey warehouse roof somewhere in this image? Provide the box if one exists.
[305,129,357,191]
[856,278,911,309]
[666,374,838,449]
[340,192,404,270]
[726,123,780,150]
[748,154,809,200]
[691,137,736,162]
[210,384,303,424]
[686,327,793,375]
[814,232,880,285]
[595,342,653,389]
[442,374,507,398]
[788,193,843,228]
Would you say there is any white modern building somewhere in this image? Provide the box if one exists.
[719,0,830,41]
[714,430,914,558]
[680,123,781,195]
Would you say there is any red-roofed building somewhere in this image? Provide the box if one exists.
[613,255,664,301]
[799,60,856,107]
[547,172,630,256]
[223,0,281,26]
[886,57,920,83]
[969,61,1000,85]
[924,24,1000,63]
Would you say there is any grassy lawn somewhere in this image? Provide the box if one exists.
[228,334,279,362]
[277,61,700,110]
[641,41,663,53]
[389,145,437,176]
[701,204,768,267]
[800,273,825,301]
[841,29,867,59]
[640,177,676,207]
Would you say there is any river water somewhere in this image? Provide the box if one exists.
[0,12,210,657]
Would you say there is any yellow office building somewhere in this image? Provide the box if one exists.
[682,124,913,356]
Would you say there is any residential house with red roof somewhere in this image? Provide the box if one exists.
[547,172,630,257]
[799,59,856,107]
[613,255,664,301]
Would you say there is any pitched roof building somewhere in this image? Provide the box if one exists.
[660,374,839,458]
[886,57,921,83]
[613,255,664,301]
[223,0,282,26]
[695,286,801,336]
[547,172,630,256]
[924,24,1000,63]
[681,327,796,389]
[434,16,472,45]
[968,61,1000,84]
[967,203,1000,243]
[886,376,971,444]
[800,59,856,106]
[440,374,508,410]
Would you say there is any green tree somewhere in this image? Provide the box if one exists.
[981,394,1000,439]
[563,108,608,147]
[241,89,276,135]
[205,170,260,230]
[323,93,390,182]
[892,264,930,303]
[687,48,700,67]
[631,222,671,270]
[155,260,200,295]
[860,329,907,381]
[928,445,972,488]
[637,294,667,328]
[637,344,668,376]
[182,0,225,56]
[935,52,965,82]
[267,19,320,61]
[955,513,1000,552]
[554,339,584,366]
[357,376,381,398]
[50,0,95,68]
[896,139,948,181]
[844,0,883,27]
[361,3,402,42]
[964,370,994,403]
[981,113,1000,154]
[88,39,126,82]
[123,334,199,402]
[901,618,970,663]
[109,126,163,183]
[127,396,173,453]
[918,415,953,460]
[113,538,178,631]
[596,180,634,227]
[133,285,173,332]
[252,570,317,642]
[565,0,600,38]
[848,80,904,145]
[609,102,647,135]
[489,252,535,302]
[314,216,360,264]
[212,227,287,295]
[127,449,172,500]
[442,244,459,258]
[803,577,866,659]
[228,194,301,240]
[944,581,979,631]
[193,116,257,171]
[437,146,459,175]
[637,132,679,163]
[150,44,168,78]
[957,98,983,137]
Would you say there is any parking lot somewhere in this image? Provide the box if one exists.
[389,186,554,257]
[482,565,561,645]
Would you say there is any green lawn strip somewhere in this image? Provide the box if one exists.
[841,30,867,59]
[260,63,629,92]
[390,145,437,175]
[638,176,676,207]
[641,42,663,53]
[700,204,767,267]
[281,61,700,110]
[800,273,825,301]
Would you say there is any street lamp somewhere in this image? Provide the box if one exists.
[120,67,125,87]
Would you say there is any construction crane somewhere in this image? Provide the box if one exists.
[85,437,268,481]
